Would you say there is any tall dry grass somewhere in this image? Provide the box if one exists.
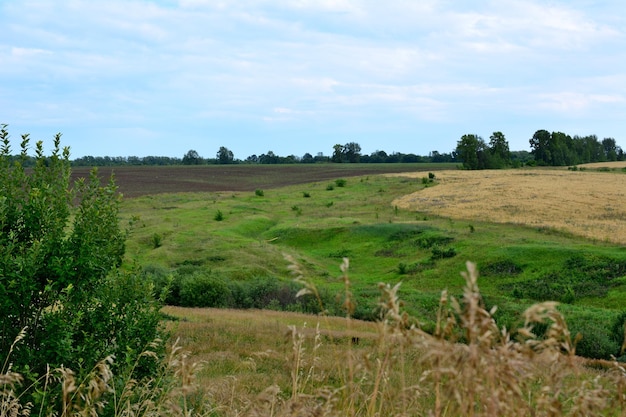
[3,260,626,416]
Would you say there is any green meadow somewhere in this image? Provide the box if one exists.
[121,171,626,360]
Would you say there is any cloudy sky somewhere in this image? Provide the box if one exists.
[1,1,625,160]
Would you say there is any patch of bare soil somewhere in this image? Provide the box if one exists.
[71,164,447,198]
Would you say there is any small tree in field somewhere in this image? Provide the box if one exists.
[0,125,163,409]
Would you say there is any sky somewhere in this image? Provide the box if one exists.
[1,0,625,160]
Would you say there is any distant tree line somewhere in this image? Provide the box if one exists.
[5,131,619,168]
[529,130,623,166]
[68,142,458,167]
[454,130,624,170]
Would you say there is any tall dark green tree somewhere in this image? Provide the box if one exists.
[488,131,511,168]
[344,142,362,163]
[529,129,552,165]
[331,142,362,163]
[456,134,488,170]
[602,138,619,161]
[0,125,163,409]
[182,149,203,165]
[216,146,235,164]
[331,144,344,163]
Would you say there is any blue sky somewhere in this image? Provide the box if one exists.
[1,0,625,159]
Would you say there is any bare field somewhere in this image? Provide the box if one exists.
[72,163,454,198]
[392,168,626,245]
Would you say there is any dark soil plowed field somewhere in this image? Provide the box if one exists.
[71,163,455,198]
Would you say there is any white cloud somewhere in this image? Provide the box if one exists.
[1,0,625,157]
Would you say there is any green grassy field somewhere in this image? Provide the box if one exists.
[120,169,626,361]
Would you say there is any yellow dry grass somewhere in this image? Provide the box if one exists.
[391,168,626,244]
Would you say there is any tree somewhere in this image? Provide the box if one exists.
[216,146,235,164]
[301,152,314,163]
[488,131,511,168]
[344,142,362,163]
[182,149,203,165]
[331,144,344,163]
[331,142,362,163]
[529,130,552,165]
[602,138,618,162]
[456,134,488,170]
[259,150,279,164]
[0,125,163,409]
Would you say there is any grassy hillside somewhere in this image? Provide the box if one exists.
[121,168,626,360]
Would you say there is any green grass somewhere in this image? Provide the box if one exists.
[121,173,626,359]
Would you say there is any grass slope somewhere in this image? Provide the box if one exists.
[121,169,626,359]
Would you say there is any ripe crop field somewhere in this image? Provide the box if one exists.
[392,167,626,245]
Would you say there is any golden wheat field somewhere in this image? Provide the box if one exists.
[391,167,626,245]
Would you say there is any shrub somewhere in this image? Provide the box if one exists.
[303,191,311,198]
[214,209,224,221]
[141,264,172,300]
[326,184,334,190]
[255,188,264,196]
[572,316,620,359]
[0,125,164,410]
[431,245,457,259]
[151,232,163,248]
[335,178,347,187]
[179,272,231,308]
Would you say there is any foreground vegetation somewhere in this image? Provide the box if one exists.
[0,127,163,414]
[5,261,626,416]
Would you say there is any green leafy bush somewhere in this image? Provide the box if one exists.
[0,125,164,409]
[179,272,231,307]
[151,232,163,248]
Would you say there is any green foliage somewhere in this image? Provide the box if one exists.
[335,178,347,187]
[151,232,163,248]
[503,254,626,303]
[255,188,265,196]
[326,183,335,190]
[481,259,523,276]
[216,146,235,164]
[0,125,163,409]
[302,191,311,198]
[456,132,512,169]
[154,268,321,313]
[611,311,626,359]
[430,245,457,260]
[214,209,224,221]
[574,322,618,359]
[179,272,231,308]
[529,130,621,166]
